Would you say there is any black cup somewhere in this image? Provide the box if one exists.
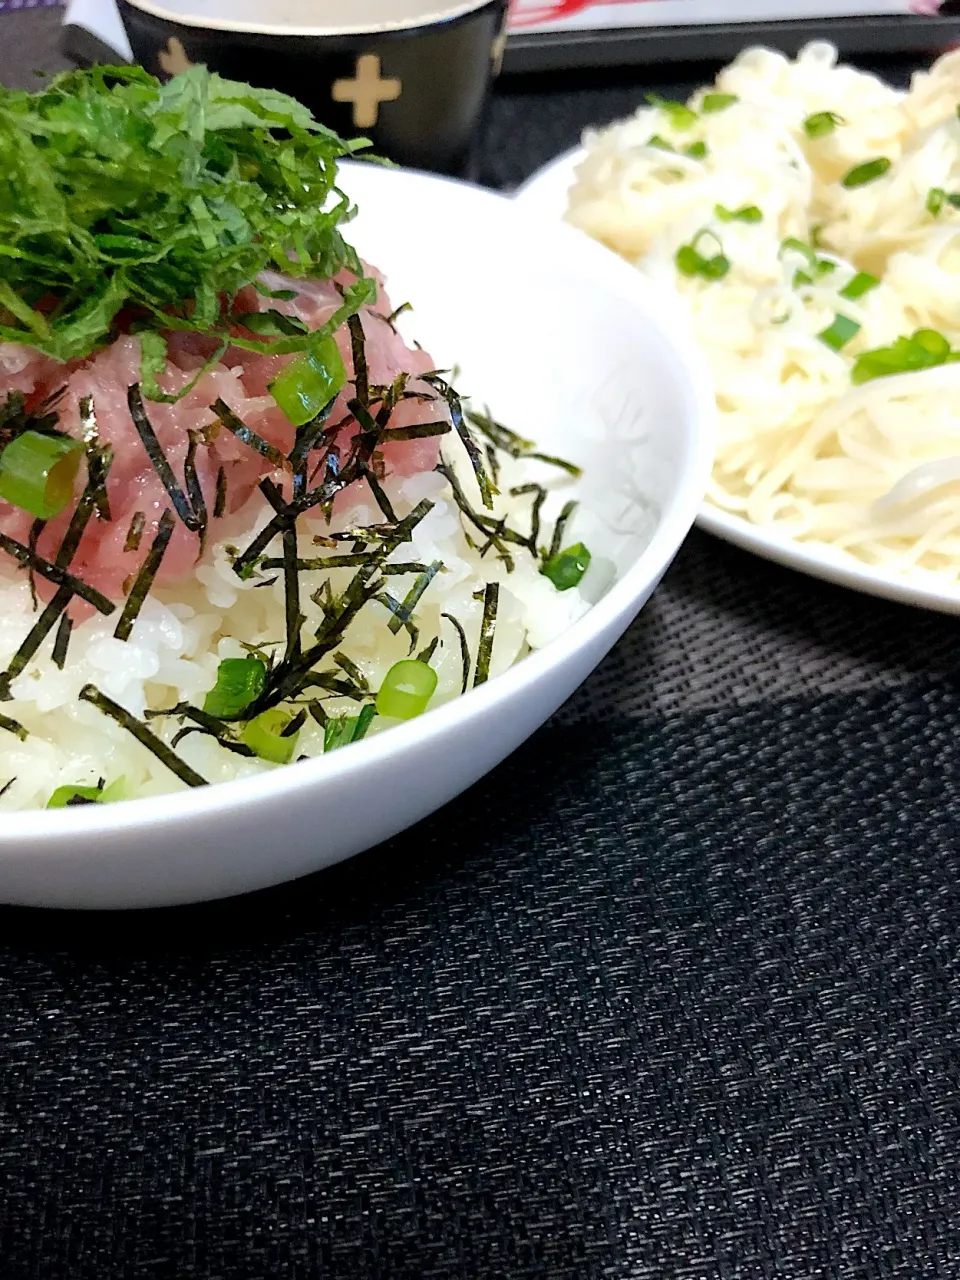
[118,0,509,175]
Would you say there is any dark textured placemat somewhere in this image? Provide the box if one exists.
[2,685,960,1278]
[2,13,960,1278]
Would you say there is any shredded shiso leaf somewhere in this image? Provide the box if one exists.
[0,65,371,381]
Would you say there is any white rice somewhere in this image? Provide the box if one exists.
[0,433,589,810]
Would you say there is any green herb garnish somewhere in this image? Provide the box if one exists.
[851,329,960,384]
[0,431,83,520]
[841,157,891,188]
[376,659,438,720]
[676,230,730,281]
[646,134,676,152]
[0,66,370,385]
[701,93,738,113]
[684,141,708,160]
[839,271,880,301]
[241,708,299,764]
[324,703,375,752]
[926,187,960,216]
[715,204,763,224]
[803,111,844,139]
[818,314,861,352]
[542,542,592,591]
[268,338,347,428]
[646,93,697,130]
[203,657,268,719]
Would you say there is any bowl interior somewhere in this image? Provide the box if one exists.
[341,162,694,590]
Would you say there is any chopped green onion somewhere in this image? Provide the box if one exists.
[324,703,376,752]
[701,92,738,113]
[646,93,697,130]
[715,204,763,224]
[646,134,676,152]
[203,657,267,718]
[684,141,708,160]
[803,110,845,139]
[268,334,346,427]
[375,659,438,721]
[818,314,861,351]
[241,708,298,764]
[839,271,880,301]
[851,328,959,384]
[841,157,891,188]
[46,777,127,807]
[781,237,818,269]
[676,230,730,281]
[542,542,591,591]
[47,783,104,808]
[0,430,83,519]
[926,187,960,216]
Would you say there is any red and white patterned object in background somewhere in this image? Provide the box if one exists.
[507,0,952,32]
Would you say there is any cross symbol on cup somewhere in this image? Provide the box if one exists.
[332,55,403,129]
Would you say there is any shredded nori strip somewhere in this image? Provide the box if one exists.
[0,583,72,697]
[308,700,327,727]
[124,511,146,553]
[79,396,112,521]
[473,582,499,688]
[0,531,113,614]
[435,459,528,570]
[0,777,15,799]
[510,483,548,556]
[128,385,200,532]
[149,703,254,757]
[288,396,336,498]
[348,313,369,405]
[382,562,432,575]
[281,708,307,738]
[416,635,439,665]
[210,398,290,473]
[80,684,208,788]
[0,711,27,741]
[333,652,369,692]
[114,509,176,642]
[467,409,583,478]
[548,500,578,561]
[26,517,43,613]
[380,421,451,442]
[183,430,208,550]
[424,374,496,509]
[214,466,227,520]
[384,559,442,638]
[303,672,366,701]
[281,518,302,663]
[387,302,412,327]
[52,612,71,670]
[363,466,398,524]
[441,612,471,696]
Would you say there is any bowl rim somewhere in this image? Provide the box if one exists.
[118,0,502,40]
[0,163,715,851]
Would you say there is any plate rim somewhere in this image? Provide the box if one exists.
[514,145,960,616]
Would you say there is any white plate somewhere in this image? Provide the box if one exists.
[0,161,713,908]
[515,148,960,615]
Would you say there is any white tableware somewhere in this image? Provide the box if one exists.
[515,147,960,614]
[0,161,713,909]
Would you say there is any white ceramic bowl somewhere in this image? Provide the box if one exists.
[0,164,714,909]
